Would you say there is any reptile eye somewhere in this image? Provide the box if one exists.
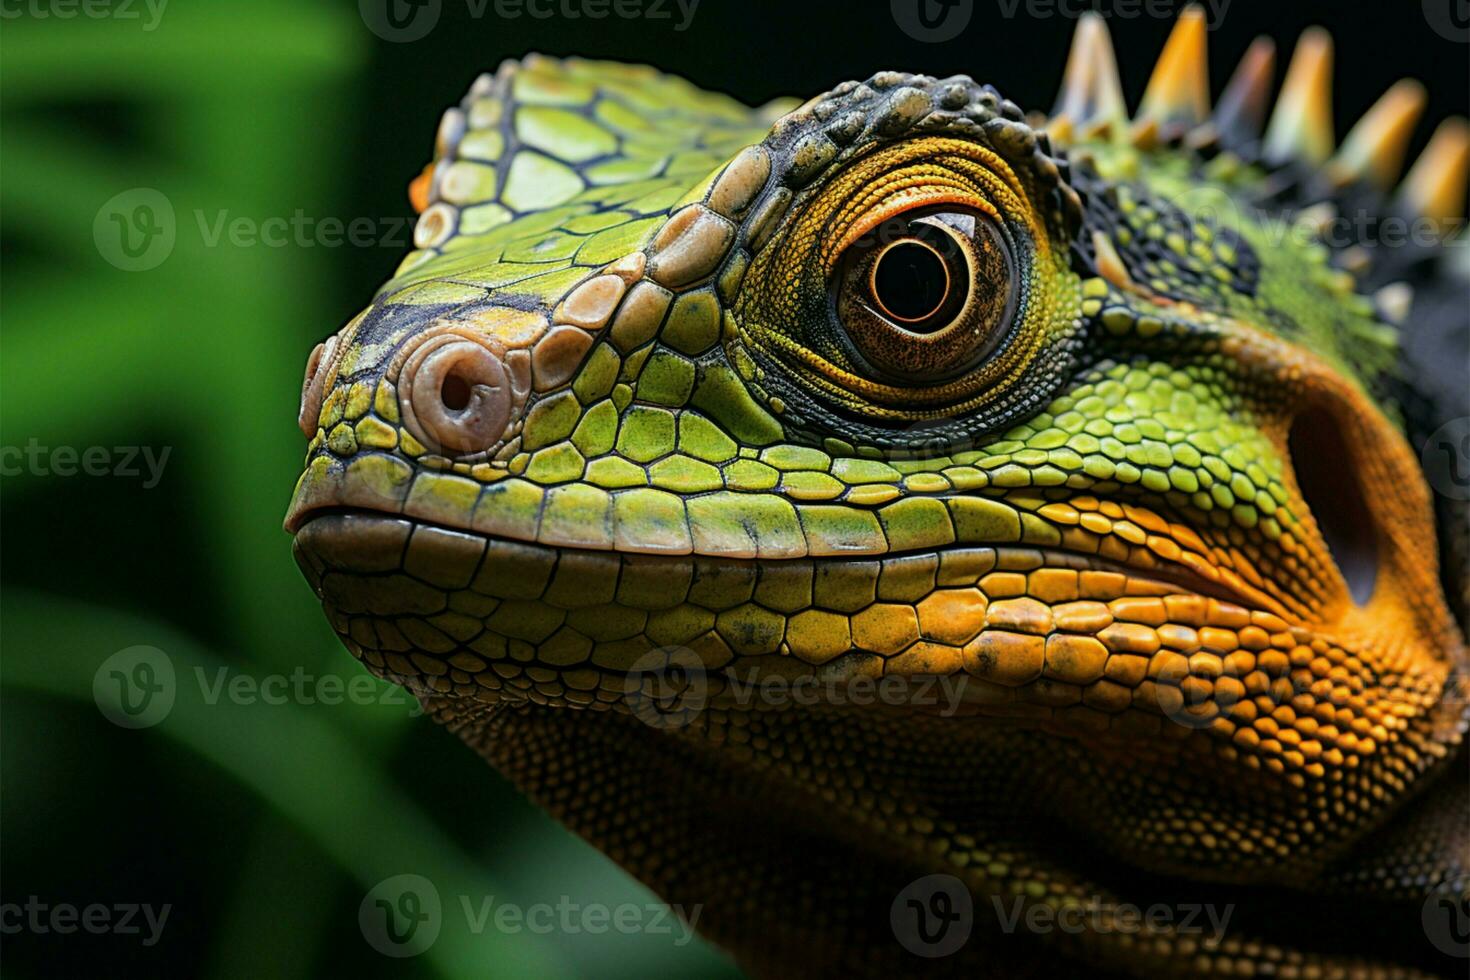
[834,208,1016,381]
[870,239,957,324]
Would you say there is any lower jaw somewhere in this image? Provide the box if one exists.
[292,509,1321,738]
[456,699,1464,980]
[291,510,1466,921]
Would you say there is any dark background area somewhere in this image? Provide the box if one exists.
[344,0,1470,309]
[2,2,1465,977]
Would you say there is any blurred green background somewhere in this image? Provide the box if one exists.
[2,2,1464,976]
[0,3,749,976]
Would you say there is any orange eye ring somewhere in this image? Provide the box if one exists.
[866,236,959,326]
[833,207,1015,383]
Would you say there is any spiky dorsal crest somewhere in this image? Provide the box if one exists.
[1048,6,1468,223]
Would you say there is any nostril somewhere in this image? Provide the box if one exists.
[1288,406,1379,606]
[440,372,472,412]
[398,333,512,456]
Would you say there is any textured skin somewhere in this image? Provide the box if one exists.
[287,50,1469,978]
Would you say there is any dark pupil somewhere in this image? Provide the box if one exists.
[872,241,948,326]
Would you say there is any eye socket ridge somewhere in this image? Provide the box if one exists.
[833,206,1017,384]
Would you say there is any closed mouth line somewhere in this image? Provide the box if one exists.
[292,504,1278,617]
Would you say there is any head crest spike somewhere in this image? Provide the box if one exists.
[1129,116,1161,151]
[1053,13,1127,135]
[1212,37,1275,150]
[1137,5,1210,132]
[1091,230,1135,290]
[1373,282,1414,326]
[1292,201,1338,238]
[1398,117,1470,222]
[1329,80,1427,189]
[1263,27,1334,165]
[1045,113,1075,144]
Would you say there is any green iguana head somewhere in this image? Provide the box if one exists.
[286,9,1469,976]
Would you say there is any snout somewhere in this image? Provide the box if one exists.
[294,289,626,465]
[288,290,624,535]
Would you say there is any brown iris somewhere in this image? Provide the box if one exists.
[834,208,1015,382]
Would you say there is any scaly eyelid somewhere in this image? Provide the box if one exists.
[810,138,1050,270]
[826,189,999,272]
